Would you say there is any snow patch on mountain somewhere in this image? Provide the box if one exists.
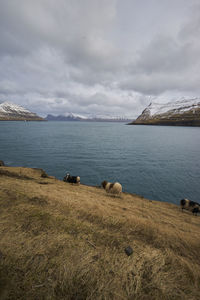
[0,101,43,120]
[0,102,35,116]
[146,98,200,117]
[66,112,88,119]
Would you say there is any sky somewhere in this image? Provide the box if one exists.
[0,0,200,118]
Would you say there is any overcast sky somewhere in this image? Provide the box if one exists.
[0,0,200,118]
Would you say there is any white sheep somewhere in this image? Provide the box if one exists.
[101,180,122,196]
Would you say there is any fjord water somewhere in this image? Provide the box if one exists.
[0,121,199,204]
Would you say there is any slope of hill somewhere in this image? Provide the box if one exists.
[130,98,200,126]
[0,102,44,121]
[0,166,200,299]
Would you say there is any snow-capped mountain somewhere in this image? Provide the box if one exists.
[67,112,88,120]
[0,102,44,121]
[130,98,200,126]
[45,113,132,122]
[45,113,86,121]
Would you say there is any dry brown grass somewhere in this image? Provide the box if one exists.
[0,166,200,300]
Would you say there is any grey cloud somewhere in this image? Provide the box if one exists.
[0,0,200,118]
[121,73,194,96]
[0,0,120,87]
[120,4,200,96]
[135,36,195,74]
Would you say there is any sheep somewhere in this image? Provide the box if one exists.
[0,160,5,166]
[101,180,122,196]
[180,198,200,215]
[63,173,80,184]
[192,207,200,216]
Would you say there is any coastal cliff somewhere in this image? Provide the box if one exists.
[130,98,200,126]
[0,166,200,299]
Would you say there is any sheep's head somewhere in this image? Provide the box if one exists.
[101,180,108,189]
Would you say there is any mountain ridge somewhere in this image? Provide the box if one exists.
[130,98,200,126]
[0,102,44,121]
[45,113,132,122]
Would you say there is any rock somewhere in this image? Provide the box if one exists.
[0,160,5,166]
[41,173,48,178]
[32,168,48,178]
[124,246,133,256]
[41,171,48,178]
[48,176,56,179]
[92,255,99,261]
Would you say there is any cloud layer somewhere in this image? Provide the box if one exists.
[0,0,200,117]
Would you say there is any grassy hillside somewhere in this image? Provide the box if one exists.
[0,167,200,300]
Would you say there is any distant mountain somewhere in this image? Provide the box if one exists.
[0,102,44,121]
[45,113,85,121]
[130,98,200,126]
[45,113,132,122]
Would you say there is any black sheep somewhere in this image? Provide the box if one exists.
[63,173,80,184]
[180,198,200,215]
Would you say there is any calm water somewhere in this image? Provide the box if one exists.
[0,121,199,204]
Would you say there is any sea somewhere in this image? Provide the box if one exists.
[0,121,199,205]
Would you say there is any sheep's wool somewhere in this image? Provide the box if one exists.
[180,198,200,212]
[105,182,122,195]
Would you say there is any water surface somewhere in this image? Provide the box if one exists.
[0,121,199,204]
